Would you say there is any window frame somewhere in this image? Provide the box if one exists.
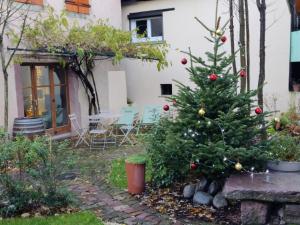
[131,16,163,43]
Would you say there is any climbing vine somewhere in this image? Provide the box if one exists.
[22,8,168,114]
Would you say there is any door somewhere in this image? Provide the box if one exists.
[21,64,70,134]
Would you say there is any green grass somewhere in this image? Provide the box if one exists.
[0,212,104,225]
[108,158,151,189]
[125,154,147,164]
[108,158,128,189]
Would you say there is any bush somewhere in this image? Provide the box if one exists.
[267,134,300,161]
[0,133,74,217]
[144,119,194,187]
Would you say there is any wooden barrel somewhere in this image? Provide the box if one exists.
[13,117,45,138]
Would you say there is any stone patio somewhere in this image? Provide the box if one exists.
[223,172,300,225]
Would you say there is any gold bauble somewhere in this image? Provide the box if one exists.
[198,108,206,116]
[235,162,243,171]
[215,29,223,36]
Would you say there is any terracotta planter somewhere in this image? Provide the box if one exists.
[125,162,145,194]
[293,84,300,92]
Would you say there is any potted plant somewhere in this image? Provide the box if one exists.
[292,79,300,92]
[267,134,300,172]
[125,154,146,194]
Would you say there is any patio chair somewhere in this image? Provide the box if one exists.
[89,116,114,150]
[137,105,162,134]
[69,114,89,147]
[115,108,139,146]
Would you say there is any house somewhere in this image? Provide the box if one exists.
[121,0,297,115]
[0,0,128,135]
[0,0,299,136]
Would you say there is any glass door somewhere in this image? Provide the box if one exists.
[21,64,70,134]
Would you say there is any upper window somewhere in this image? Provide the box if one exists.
[130,16,163,43]
[15,0,43,5]
[65,0,90,14]
[127,8,175,43]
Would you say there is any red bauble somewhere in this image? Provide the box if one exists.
[163,104,170,111]
[190,163,198,170]
[221,36,227,43]
[172,99,177,105]
[240,70,247,78]
[209,74,218,81]
[181,58,188,65]
[255,107,263,115]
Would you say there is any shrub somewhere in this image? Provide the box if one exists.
[267,134,300,161]
[0,133,74,217]
[144,119,194,187]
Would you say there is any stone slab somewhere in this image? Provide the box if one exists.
[284,204,300,224]
[223,172,300,203]
[241,201,270,225]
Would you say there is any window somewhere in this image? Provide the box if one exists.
[65,0,90,14]
[160,84,172,95]
[131,17,163,43]
[128,8,175,43]
[15,0,43,5]
[290,0,300,91]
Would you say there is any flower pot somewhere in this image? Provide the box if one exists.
[293,84,300,92]
[267,160,300,172]
[125,162,145,194]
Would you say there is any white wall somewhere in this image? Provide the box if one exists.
[0,0,124,132]
[122,0,292,114]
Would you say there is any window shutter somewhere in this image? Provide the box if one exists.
[65,0,90,14]
[296,0,300,13]
[15,0,43,5]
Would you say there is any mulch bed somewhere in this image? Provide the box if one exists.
[136,183,240,225]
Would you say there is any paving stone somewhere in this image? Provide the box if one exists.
[113,205,131,212]
[136,212,151,220]
[124,217,138,225]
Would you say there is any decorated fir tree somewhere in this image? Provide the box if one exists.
[146,17,268,187]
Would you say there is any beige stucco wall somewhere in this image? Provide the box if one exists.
[121,0,292,114]
[0,0,125,132]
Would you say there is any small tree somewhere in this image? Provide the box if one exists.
[0,1,29,132]
[146,14,268,187]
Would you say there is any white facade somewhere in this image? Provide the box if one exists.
[0,0,127,133]
[121,0,293,114]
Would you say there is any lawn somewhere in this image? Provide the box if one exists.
[0,212,104,225]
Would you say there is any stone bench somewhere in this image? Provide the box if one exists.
[223,172,300,225]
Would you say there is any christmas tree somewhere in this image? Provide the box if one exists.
[146,17,268,187]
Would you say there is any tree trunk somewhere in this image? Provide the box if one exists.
[257,0,266,109]
[257,0,266,139]
[239,0,247,93]
[245,0,250,92]
[0,35,8,132]
[4,72,8,132]
[229,0,237,76]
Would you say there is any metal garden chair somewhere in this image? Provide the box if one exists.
[137,105,162,134]
[115,107,139,146]
[69,114,89,147]
[89,116,113,150]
